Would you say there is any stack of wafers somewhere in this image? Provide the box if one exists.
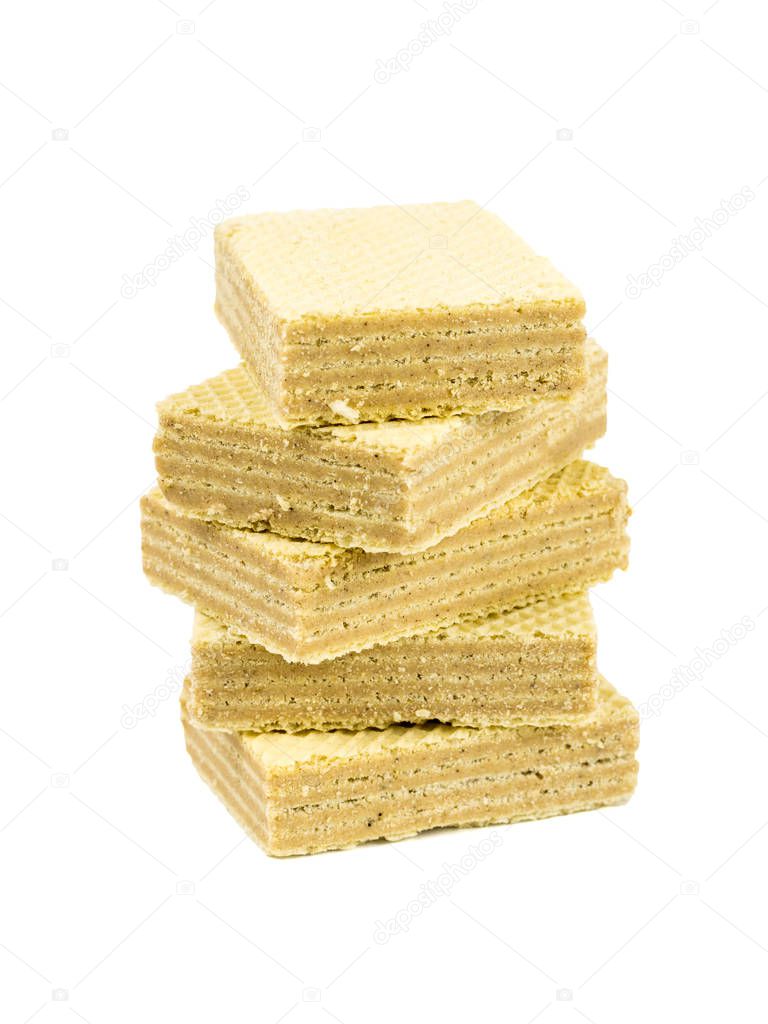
[141,200,638,856]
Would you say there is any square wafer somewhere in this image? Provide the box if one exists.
[182,677,639,857]
[141,460,630,663]
[155,340,606,553]
[187,591,598,732]
[215,201,586,426]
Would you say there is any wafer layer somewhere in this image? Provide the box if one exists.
[189,592,598,732]
[142,460,630,663]
[215,201,587,426]
[182,678,639,856]
[155,341,606,553]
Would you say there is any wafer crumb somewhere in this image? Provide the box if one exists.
[328,399,360,422]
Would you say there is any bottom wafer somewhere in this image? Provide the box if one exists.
[182,678,639,857]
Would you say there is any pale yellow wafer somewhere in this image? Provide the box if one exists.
[215,201,586,426]
[182,677,639,856]
[188,592,598,732]
[141,460,630,663]
[156,341,606,553]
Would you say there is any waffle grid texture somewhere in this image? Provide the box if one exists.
[217,201,585,321]
[195,589,596,646]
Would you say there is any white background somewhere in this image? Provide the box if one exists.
[2,1,767,1021]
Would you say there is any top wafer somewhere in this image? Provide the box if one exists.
[215,201,587,426]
